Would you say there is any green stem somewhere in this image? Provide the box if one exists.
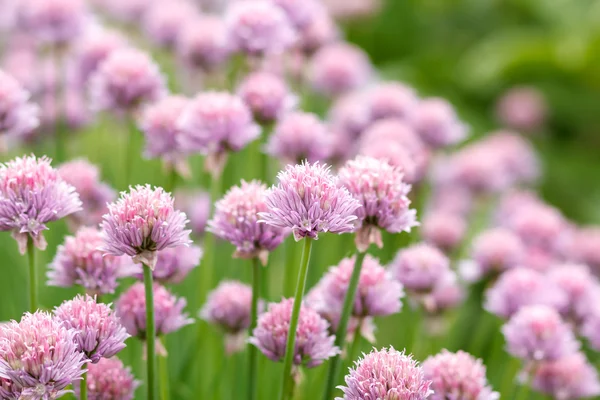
[280,238,313,400]
[515,380,531,400]
[80,364,88,400]
[347,319,364,366]
[143,264,157,400]
[248,257,262,400]
[165,167,178,194]
[53,46,66,163]
[124,116,138,189]
[159,349,170,400]
[198,173,221,307]
[323,250,368,400]
[27,236,37,312]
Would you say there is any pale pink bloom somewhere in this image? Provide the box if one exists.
[176,16,231,71]
[142,1,197,49]
[390,243,451,294]
[17,0,87,46]
[496,86,547,132]
[421,211,466,253]
[409,97,468,148]
[76,357,140,400]
[237,71,296,123]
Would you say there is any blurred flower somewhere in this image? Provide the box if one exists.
[76,357,139,400]
[237,71,296,123]
[366,82,419,123]
[142,1,196,49]
[133,244,202,285]
[484,131,539,185]
[496,86,547,132]
[421,271,464,315]
[0,69,39,147]
[174,189,210,236]
[502,201,565,251]
[428,186,473,217]
[296,7,339,54]
[390,243,451,294]
[328,92,371,141]
[323,0,382,20]
[72,29,127,86]
[0,155,81,254]
[271,0,322,29]
[581,311,600,352]
[101,0,152,23]
[176,16,231,71]
[563,227,600,273]
[421,211,466,253]
[409,97,468,148]
[548,264,600,325]
[17,0,87,46]
[468,228,525,279]
[532,352,600,400]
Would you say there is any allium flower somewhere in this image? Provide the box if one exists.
[328,92,372,140]
[176,16,231,71]
[337,347,432,400]
[0,155,82,254]
[421,211,466,252]
[72,29,127,86]
[0,311,86,399]
[134,244,202,284]
[54,295,129,363]
[390,243,451,293]
[208,180,286,264]
[484,131,539,185]
[422,271,464,314]
[0,69,39,144]
[532,352,600,400]
[79,358,139,400]
[100,185,191,269]
[338,156,417,251]
[271,0,322,29]
[58,159,116,227]
[48,227,136,295]
[502,305,579,362]
[548,264,600,324]
[174,189,210,236]
[116,282,193,340]
[428,186,473,217]
[423,350,498,400]
[101,0,150,23]
[581,312,600,351]
[409,97,468,148]
[266,112,334,165]
[324,0,382,20]
[307,43,372,97]
[562,227,600,272]
[142,1,196,49]
[237,71,296,123]
[89,48,166,113]
[224,1,296,56]
[296,7,339,54]
[496,86,547,132]
[249,298,339,367]
[366,82,419,123]
[469,228,525,278]
[259,161,361,241]
[17,0,87,46]
[503,202,565,251]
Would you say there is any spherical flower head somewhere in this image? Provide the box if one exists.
[77,357,139,400]
[564,227,600,272]
[58,159,116,227]
[338,156,417,251]
[135,244,202,284]
[0,69,39,143]
[504,202,565,251]
[423,350,498,400]
[496,86,547,132]
[337,346,432,400]
[366,82,419,123]
[271,0,322,29]
[249,298,339,368]
[0,155,82,254]
[296,7,339,54]
[0,311,86,399]
[266,112,334,165]
[428,186,473,217]
[390,243,451,293]
[237,71,296,123]
[54,295,129,363]
[470,228,525,278]
[409,97,468,148]
[101,0,150,23]
[533,352,600,400]
[421,211,466,253]
[484,268,567,319]
[224,1,296,56]
[548,264,600,324]
[142,1,197,49]
[116,282,193,339]
[308,43,372,97]
[502,305,579,362]
[89,48,166,113]
[48,227,136,295]
[73,29,127,86]
[208,180,286,264]
[100,184,191,269]
[176,16,231,71]
[17,0,87,46]
[260,161,361,241]
[174,189,210,236]
[422,271,465,314]
[328,92,372,140]
[484,131,539,185]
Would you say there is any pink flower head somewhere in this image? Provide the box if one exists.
[409,97,468,148]
[260,161,361,241]
[324,0,382,20]
[249,298,339,367]
[237,71,296,123]
[328,92,371,140]
[503,202,565,251]
[338,156,417,251]
[17,0,87,46]
[77,357,139,400]
[296,7,339,54]
[366,82,419,123]
[208,180,286,264]
[142,1,197,49]
[176,16,231,71]
[48,227,136,295]
[136,244,202,284]
[266,111,334,165]
[0,155,82,254]
[271,0,322,29]
[502,305,579,362]
[421,211,466,253]
[484,268,567,319]
[548,264,600,324]
[100,185,191,269]
[54,295,129,363]
[421,271,465,314]
[423,350,498,400]
[337,346,432,400]
[390,243,451,293]
[562,227,600,272]
[174,189,210,236]
[89,48,166,113]
[0,69,39,143]
[308,43,372,97]
[0,311,86,399]
[496,86,547,132]
[224,1,296,56]
[72,29,127,86]
[101,0,153,23]
[428,186,473,217]
[469,228,526,278]
[116,282,193,339]
[484,130,539,185]
[58,159,116,227]
[533,352,600,400]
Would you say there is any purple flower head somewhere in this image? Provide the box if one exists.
[502,305,579,362]
[237,71,296,123]
[142,1,197,49]
[17,0,87,46]
[89,48,166,113]
[0,69,39,144]
[366,82,419,123]
[421,271,465,314]
[73,29,127,86]
[100,184,191,269]
[54,295,129,363]
[421,211,466,253]
[296,7,339,54]
[116,282,193,339]
[77,357,140,400]
[564,227,600,273]
[328,92,371,141]
[249,298,339,368]
[428,186,473,217]
[390,243,451,293]
[266,112,334,165]
[133,244,202,284]
[409,97,468,148]
[337,346,432,400]
[225,1,296,57]
[48,227,136,295]
[533,352,600,400]
[338,156,417,251]
[548,264,600,324]
[101,0,151,23]
[423,350,498,400]
[259,161,361,241]
[308,43,372,97]
[484,268,567,319]
[176,16,231,71]
[0,155,82,254]
[0,311,87,399]
[484,131,540,185]
[271,0,322,29]
[496,86,547,132]
[324,0,383,20]
[208,180,286,264]
[174,189,210,236]
[503,202,565,251]
[58,159,116,227]
[469,228,526,279]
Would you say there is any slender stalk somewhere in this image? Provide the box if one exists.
[514,380,531,400]
[347,319,364,366]
[198,172,221,307]
[323,250,368,400]
[124,116,138,189]
[53,46,66,163]
[165,167,178,194]
[280,238,313,400]
[159,349,170,400]
[80,364,88,400]
[143,264,157,400]
[27,236,37,312]
[248,257,262,400]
